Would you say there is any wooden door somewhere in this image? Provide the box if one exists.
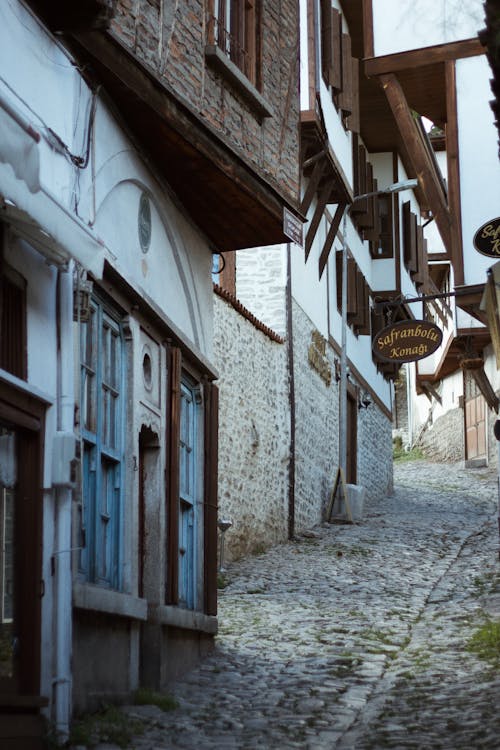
[346,392,357,484]
[465,394,487,460]
[0,383,44,711]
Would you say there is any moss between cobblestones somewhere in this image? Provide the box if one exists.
[68,705,146,748]
[466,618,500,666]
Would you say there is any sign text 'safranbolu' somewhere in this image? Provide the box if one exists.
[373,320,443,363]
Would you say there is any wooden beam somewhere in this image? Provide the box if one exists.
[420,380,443,404]
[305,180,332,260]
[364,37,485,77]
[319,202,345,279]
[445,60,464,285]
[378,73,452,252]
[300,156,327,216]
[362,0,374,58]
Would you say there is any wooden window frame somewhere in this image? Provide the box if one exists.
[336,251,371,336]
[368,193,394,259]
[166,348,218,615]
[0,380,46,697]
[208,0,261,88]
[0,227,27,381]
[79,295,125,590]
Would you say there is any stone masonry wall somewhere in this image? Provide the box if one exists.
[417,407,465,462]
[292,301,340,529]
[236,246,287,337]
[213,293,290,563]
[111,1,300,203]
[357,400,394,502]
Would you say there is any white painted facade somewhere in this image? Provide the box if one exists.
[376,1,500,465]
[0,0,216,738]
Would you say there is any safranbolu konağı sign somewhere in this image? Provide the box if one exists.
[373,320,443,363]
[473,217,500,257]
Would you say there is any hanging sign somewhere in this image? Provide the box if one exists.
[283,207,303,247]
[473,217,500,257]
[373,320,443,363]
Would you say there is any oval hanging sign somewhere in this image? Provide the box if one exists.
[373,320,443,363]
[473,217,500,257]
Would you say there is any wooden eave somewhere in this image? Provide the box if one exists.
[417,327,492,384]
[300,114,353,205]
[455,283,488,325]
[66,30,300,253]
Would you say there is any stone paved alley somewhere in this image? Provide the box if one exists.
[81,459,500,749]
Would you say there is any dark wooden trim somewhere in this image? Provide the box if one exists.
[338,34,353,115]
[300,156,327,216]
[165,345,181,605]
[379,73,452,252]
[203,382,218,616]
[331,7,343,92]
[445,60,464,286]
[307,0,316,108]
[0,381,46,697]
[218,252,236,296]
[362,0,375,58]
[392,153,401,293]
[319,202,346,279]
[305,180,332,260]
[364,37,484,77]
[347,57,360,133]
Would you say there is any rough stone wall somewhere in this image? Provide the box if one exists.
[213,294,290,563]
[357,402,394,502]
[111,1,300,203]
[487,405,499,468]
[291,302,340,530]
[236,246,287,337]
[393,369,409,446]
[417,406,465,462]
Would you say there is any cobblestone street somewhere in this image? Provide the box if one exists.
[89,459,500,749]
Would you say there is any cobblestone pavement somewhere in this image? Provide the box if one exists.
[90,460,500,749]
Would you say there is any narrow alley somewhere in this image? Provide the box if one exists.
[73,458,500,749]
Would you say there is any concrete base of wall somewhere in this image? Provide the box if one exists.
[73,610,137,713]
[141,623,215,690]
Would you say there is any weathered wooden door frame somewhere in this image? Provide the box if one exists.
[0,378,46,702]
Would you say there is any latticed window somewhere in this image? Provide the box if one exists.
[79,295,124,589]
[209,0,259,85]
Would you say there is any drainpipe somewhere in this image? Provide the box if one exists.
[52,267,74,739]
[406,363,413,448]
[286,243,295,540]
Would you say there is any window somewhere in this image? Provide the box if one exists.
[209,1,259,86]
[369,194,394,259]
[320,2,359,132]
[335,251,371,335]
[166,348,218,615]
[178,375,201,609]
[0,265,27,380]
[79,296,125,589]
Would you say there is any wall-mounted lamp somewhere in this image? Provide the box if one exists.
[358,391,372,410]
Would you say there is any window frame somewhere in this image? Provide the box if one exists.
[166,347,218,615]
[209,0,260,87]
[79,294,126,591]
[0,226,27,381]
